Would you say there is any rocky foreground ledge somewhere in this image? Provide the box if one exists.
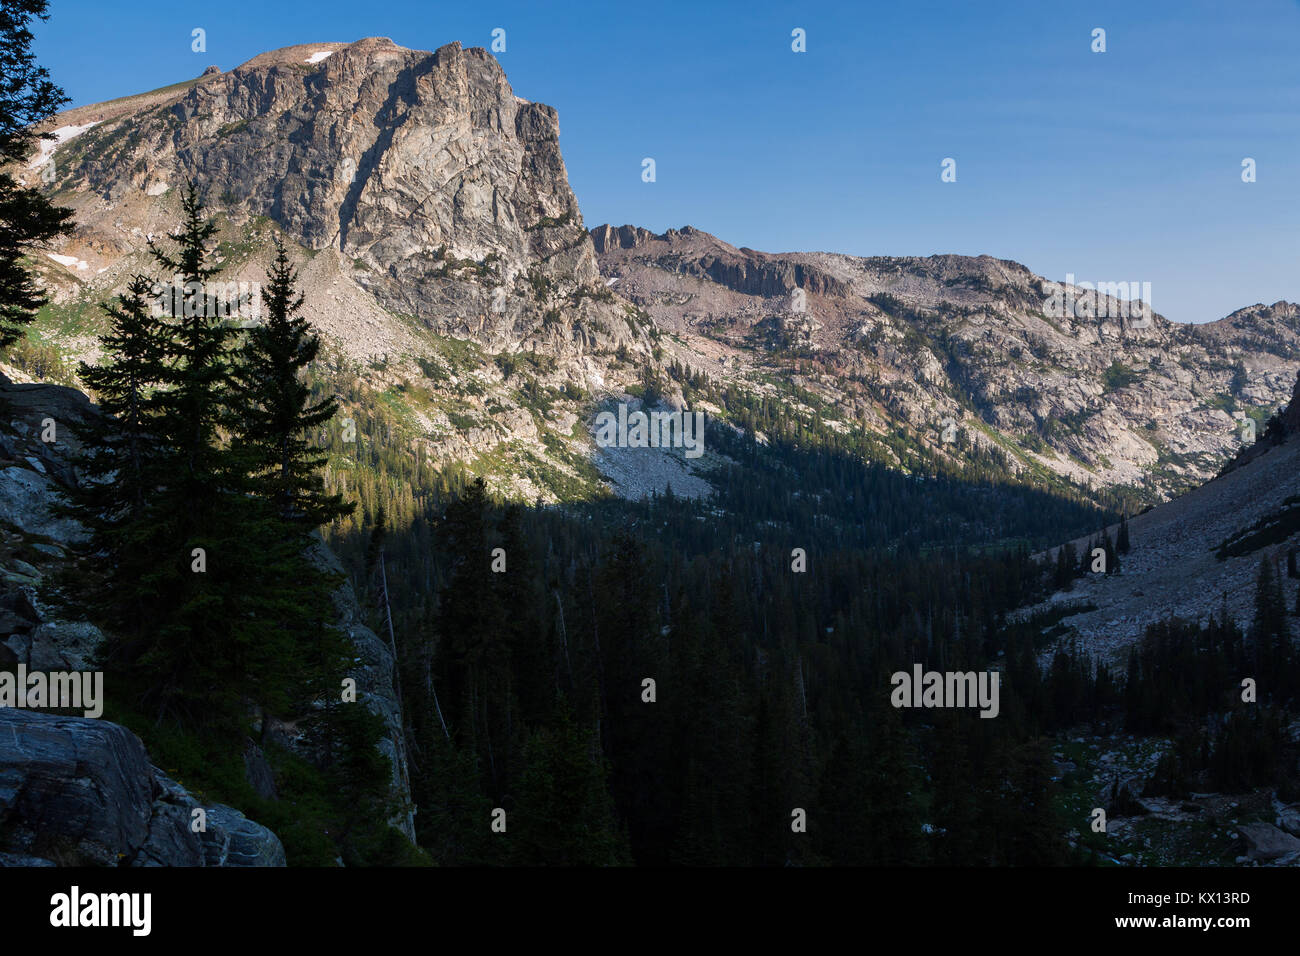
[0,709,284,866]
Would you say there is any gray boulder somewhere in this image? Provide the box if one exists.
[1238,822,1300,862]
[0,710,283,867]
[0,709,153,865]
[198,806,286,867]
[0,852,56,866]
[26,619,103,671]
[0,466,86,545]
[1276,804,1300,838]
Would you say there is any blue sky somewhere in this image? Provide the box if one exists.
[33,0,1300,323]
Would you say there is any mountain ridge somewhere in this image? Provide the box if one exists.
[592,221,1300,500]
[16,38,1300,507]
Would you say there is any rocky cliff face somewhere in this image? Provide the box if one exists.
[32,38,639,359]
[0,710,286,867]
[594,224,1300,499]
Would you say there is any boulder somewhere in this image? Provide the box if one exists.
[131,771,204,868]
[0,710,284,866]
[1238,822,1300,862]
[0,852,55,866]
[0,709,153,865]
[1274,805,1300,839]
[0,466,86,545]
[27,620,103,671]
[198,806,285,867]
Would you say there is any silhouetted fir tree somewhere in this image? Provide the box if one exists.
[434,477,505,761]
[497,504,548,728]
[862,698,922,864]
[363,504,387,583]
[414,735,498,864]
[322,696,403,865]
[1117,513,1130,554]
[231,241,352,527]
[110,185,241,723]
[148,183,233,498]
[74,187,341,730]
[63,275,170,639]
[0,0,74,348]
[1054,541,1076,591]
[813,731,872,865]
[1250,556,1290,692]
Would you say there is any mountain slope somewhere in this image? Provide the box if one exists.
[1018,371,1300,662]
[593,224,1300,501]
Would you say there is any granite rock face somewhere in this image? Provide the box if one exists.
[39,38,640,361]
[29,37,1300,507]
[0,709,284,867]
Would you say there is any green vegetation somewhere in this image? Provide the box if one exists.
[1101,360,1140,392]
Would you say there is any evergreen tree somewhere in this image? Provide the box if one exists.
[64,275,170,640]
[78,187,345,728]
[1101,527,1120,575]
[1117,513,1131,554]
[995,737,1067,865]
[929,713,982,863]
[0,0,74,348]
[231,241,351,527]
[1053,541,1076,591]
[148,182,235,511]
[1250,556,1290,693]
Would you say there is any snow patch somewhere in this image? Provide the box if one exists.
[305,50,334,64]
[27,122,99,169]
[47,253,89,272]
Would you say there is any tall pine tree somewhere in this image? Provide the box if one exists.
[231,241,351,527]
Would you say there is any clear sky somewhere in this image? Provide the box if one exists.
[32,0,1300,324]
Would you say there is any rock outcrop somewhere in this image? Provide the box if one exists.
[32,38,643,361]
[1237,822,1300,863]
[23,37,1300,508]
[0,709,285,866]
